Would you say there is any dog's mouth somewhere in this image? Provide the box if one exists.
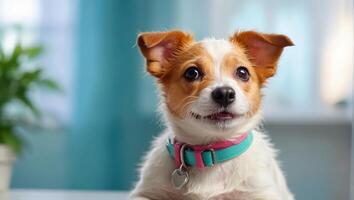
[191,111,242,122]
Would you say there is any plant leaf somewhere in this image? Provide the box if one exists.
[7,43,22,70]
[16,92,40,116]
[0,46,5,61]
[20,69,43,85]
[37,78,61,91]
[23,45,43,59]
[0,128,22,154]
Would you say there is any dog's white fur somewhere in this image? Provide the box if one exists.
[131,39,294,200]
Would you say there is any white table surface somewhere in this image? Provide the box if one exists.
[0,189,129,200]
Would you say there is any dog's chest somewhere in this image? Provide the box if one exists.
[180,160,248,199]
[180,188,246,200]
[209,190,250,200]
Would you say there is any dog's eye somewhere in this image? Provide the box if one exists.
[235,66,250,81]
[184,66,203,81]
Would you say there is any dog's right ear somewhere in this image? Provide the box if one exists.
[137,31,193,78]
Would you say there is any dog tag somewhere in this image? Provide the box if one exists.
[171,167,189,189]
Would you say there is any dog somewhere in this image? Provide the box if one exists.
[130,30,294,200]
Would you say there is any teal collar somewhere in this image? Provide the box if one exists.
[166,132,253,169]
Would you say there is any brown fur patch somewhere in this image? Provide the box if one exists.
[137,31,194,78]
[221,49,262,116]
[230,31,294,84]
[159,43,216,117]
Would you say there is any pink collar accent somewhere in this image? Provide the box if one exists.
[172,132,249,168]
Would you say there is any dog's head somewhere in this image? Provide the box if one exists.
[137,30,293,142]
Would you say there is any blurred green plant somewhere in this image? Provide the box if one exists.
[0,43,60,154]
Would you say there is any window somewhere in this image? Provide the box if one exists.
[0,0,76,125]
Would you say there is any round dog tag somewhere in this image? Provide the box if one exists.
[171,167,189,189]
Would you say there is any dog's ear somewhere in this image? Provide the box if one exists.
[137,30,193,78]
[231,31,294,82]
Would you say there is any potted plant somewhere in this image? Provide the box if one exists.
[0,43,59,191]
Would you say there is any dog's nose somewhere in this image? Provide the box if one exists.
[211,87,236,107]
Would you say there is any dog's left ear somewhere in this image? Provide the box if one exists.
[137,31,193,78]
[231,31,294,82]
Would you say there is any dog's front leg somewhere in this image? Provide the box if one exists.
[241,163,294,200]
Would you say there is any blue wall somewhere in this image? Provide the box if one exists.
[68,0,177,190]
